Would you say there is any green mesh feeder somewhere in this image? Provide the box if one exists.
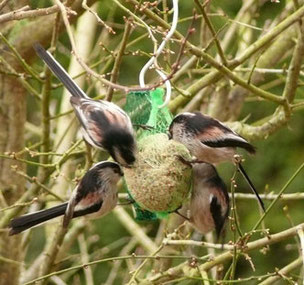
[123,88,192,220]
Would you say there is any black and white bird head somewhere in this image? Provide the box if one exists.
[168,112,194,140]
[74,161,124,201]
[168,111,256,164]
[88,161,124,183]
[101,125,137,167]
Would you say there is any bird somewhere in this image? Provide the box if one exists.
[9,161,123,235]
[33,43,136,167]
[168,111,265,211]
[189,163,229,238]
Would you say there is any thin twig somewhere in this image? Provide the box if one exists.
[258,257,302,285]
[230,173,243,238]
[0,255,24,266]
[53,0,130,92]
[192,67,304,76]
[229,171,242,280]
[194,0,227,65]
[282,15,304,103]
[0,199,37,213]
[82,0,115,34]
[167,2,304,110]
[78,234,94,285]
[0,33,42,82]
[162,239,234,250]
[0,0,10,12]
[253,161,304,231]
[148,222,304,284]
[0,54,41,100]
[14,170,65,202]
[297,227,304,276]
[106,20,132,101]
[0,140,83,229]
[25,253,212,285]
[113,206,158,253]
[38,226,69,285]
[105,237,139,285]
[0,5,59,23]
[118,192,304,201]
[127,245,164,284]
[24,222,304,284]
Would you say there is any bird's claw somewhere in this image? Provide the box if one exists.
[133,124,155,131]
[176,155,207,167]
[118,197,135,206]
[174,210,190,221]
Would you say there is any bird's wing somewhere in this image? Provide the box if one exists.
[198,125,255,154]
[63,196,103,228]
[190,112,255,153]
[72,202,103,218]
[210,195,226,238]
[70,98,133,147]
[63,176,103,228]
[63,195,77,228]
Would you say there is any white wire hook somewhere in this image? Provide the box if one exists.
[139,0,179,108]
[155,69,172,108]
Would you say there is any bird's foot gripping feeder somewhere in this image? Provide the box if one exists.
[123,88,192,220]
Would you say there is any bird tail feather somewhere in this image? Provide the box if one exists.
[9,202,68,235]
[237,163,265,212]
[33,43,87,98]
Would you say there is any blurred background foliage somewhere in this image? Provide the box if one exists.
[1,0,304,284]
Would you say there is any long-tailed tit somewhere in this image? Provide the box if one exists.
[190,163,229,238]
[169,111,265,211]
[34,44,136,167]
[9,161,123,235]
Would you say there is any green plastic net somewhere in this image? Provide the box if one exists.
[123,88,173,220]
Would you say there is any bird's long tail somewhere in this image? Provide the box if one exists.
[237,163,265,212]
[33,43,87,98]
[9,201,104,235]
[9,203,68,235]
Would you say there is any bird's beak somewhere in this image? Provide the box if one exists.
[167,132,172,140]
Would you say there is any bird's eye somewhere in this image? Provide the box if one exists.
[113,168,123,176]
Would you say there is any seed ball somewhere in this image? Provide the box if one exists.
[124,133,192,212]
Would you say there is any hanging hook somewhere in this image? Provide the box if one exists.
[139,0,179,108]
[155,69,171,108]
